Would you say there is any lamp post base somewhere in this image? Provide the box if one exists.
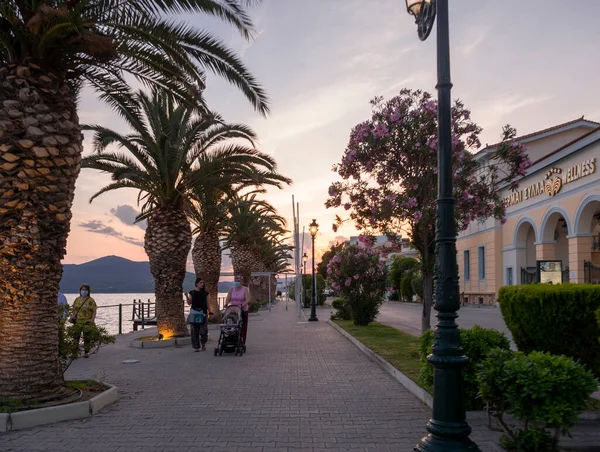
[415,435,480,452]
[308,304,319,322]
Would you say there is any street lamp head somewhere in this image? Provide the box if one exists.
[309,219,319,239]
[405,0,436,41]
[303,252,308,263]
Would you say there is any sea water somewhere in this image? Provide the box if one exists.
[63,293,228,336]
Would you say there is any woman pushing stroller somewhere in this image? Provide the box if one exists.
[225,277,250,346]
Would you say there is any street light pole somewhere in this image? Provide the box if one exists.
[303,253,308,308]
[308,219,319,322]
[405,1,479,450]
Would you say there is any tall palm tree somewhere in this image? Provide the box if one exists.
[224,195,287,298]
[0,1,268,399]
[189,151,291,320]
[82,89,262,339]
[255,238,292,302]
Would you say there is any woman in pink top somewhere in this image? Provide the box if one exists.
[225,278,250,345]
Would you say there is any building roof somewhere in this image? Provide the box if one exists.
[475,116,600,157]
[529,125,600,166]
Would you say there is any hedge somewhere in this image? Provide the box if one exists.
[499,284,600,377]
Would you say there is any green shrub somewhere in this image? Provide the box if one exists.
[331,298,351,321]
[400,276,414,302]
[303,274,327,306]
[59,320,115,373]
[248,301,260,313]
[478,349,598,449]
[411,275,423,299]
[388,290,400,301]
[500,427,557,452]
[389,256,420,292]
[499,284,600,376]
[419,325,510,410]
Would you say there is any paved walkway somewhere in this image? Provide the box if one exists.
[0,302,433,451]
[1,301,597,451]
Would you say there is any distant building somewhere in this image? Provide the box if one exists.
[457,117,600,305]
[347,235,418,260]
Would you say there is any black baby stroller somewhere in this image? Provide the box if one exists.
[214,305,246,356]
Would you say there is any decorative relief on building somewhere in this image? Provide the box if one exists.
[544,168,563,197]
[503,158,596,207]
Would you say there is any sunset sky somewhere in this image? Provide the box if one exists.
[64,0,600,272]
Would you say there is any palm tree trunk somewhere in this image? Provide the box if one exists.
[230,241,255,288]
[192,231,222,321]
[145,206,191,338]
[0,62,82,399]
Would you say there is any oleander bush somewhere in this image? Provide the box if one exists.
[327,245,388,326]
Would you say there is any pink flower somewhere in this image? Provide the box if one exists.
[389,110,401,123]
[345,277,352,287]
[423,100,437,113]
[332,224,338,233]
[353,274,360,280]
[372,123,389,138]
[413,211,423,222]
[344,203,351,211]
[328,185,337,196]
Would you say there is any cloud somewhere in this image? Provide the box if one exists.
[110,205,146,230]
[329,236,348,247]
[460,26,490,56]
[79,220,144,248]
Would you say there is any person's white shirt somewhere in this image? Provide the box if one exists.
[58,292,68,319]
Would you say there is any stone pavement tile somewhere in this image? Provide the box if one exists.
[0,300,506,452]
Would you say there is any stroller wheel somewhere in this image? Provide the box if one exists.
[213,348,218,356]
[219,348,224,356]
[235,350,239,356]
[243,345,247,353]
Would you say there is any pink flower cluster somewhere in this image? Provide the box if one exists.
[326,244,388,300]
[325,88,529,263]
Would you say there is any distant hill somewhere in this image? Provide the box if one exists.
[60,255,236,294]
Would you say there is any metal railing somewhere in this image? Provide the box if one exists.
[584,260,600,284]
[520,267,538,285]
[95,296,228,335]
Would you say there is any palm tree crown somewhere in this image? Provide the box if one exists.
[0,0,268,112]
[82,89,272,215]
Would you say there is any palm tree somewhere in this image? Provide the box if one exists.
[189,151,291,320]
[255,238,293,302]
[82,89,263,339]
[0,1,268,399]
[224,195,287,298]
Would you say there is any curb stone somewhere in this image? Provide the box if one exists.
[327,319,433,408]
[130,336,192,348]
[9,401,90,431]
[0,382,119,433]
[89,384,119,415]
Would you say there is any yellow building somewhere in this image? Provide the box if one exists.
[457,117,600,305]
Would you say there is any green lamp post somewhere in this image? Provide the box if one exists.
[308,219,319,321]
[405,0,479,450]
[303,252,308,308]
